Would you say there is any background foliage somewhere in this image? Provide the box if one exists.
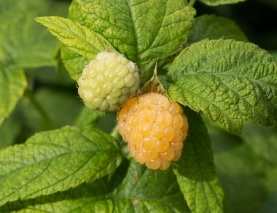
[0,0,277,212]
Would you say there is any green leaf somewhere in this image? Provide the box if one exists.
[242,122,277,164]
[34,88,83,127]
[62,0,195,80]
[36,16,114,61]
[173,109,224,213]
[0,126,122,206]
[0,14,59,68]
[261,168,277,213]
[0,0,69,68]
[0,160,189,212]
[271,51,277,58]
[208,125,268,213]
[187,15,247,46]
[167,39,277,133]
[0,179,114,212]
[95,112,117,134]
[199,0,245,6]
[0,111,21,149]
[113,159,190,213]
[74,107,103,128]
[0,65,27,125]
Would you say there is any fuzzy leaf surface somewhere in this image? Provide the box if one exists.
[168,39,277,133]
[36,16,113,61]
[0,161,189,212]
[0,126,122,206]
[61,0,195,80]
[0,65,27,125]
[173,109,224,213]
[0,179,126,213]
[200,0,245,6]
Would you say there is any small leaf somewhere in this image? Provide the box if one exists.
[200,0,245,6]
[0,126,122,206]
[142,64,166,94]
[0,65,27,125]
[167,39,277,133]
[173,109,224,213]
[36,16,114,60]
[187,15,247,46]
[62,0,195,80]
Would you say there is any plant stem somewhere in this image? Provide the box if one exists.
[25,88,56,130]
[111,124,120,139]
[189,0,196,7]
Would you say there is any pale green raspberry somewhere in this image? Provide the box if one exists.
[78,51,139,111]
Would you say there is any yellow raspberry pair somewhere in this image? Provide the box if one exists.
[78,51,188,170]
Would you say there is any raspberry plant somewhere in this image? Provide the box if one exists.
[0,0,277,212]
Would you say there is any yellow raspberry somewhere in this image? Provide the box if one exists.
[117,92,188,170]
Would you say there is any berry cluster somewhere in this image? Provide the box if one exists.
[117,92,188,170]
[78,51,139,111]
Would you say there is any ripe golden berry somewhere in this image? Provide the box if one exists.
[117,92,188,170]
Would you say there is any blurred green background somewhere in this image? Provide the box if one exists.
[196,0,277,51]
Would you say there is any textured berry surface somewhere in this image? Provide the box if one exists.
[117,92,188,170]
[78,51,139,111]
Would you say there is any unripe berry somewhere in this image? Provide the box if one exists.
[78,51,139,111]
[117,92,188,170]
